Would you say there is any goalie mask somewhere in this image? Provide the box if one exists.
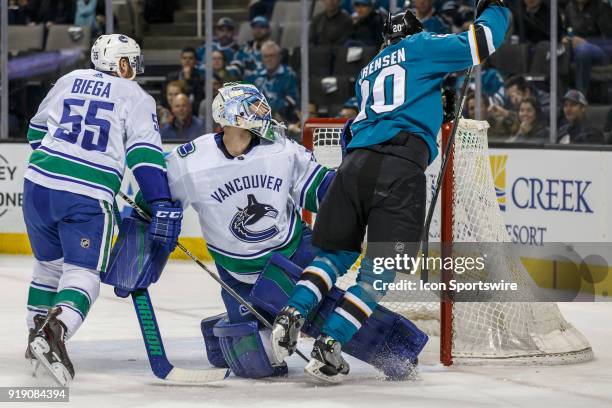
[212,83,280,142]
[91,34,144,80]
[382,9,424,47]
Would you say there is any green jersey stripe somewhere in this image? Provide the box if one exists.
[208,223,303,274]
[29,150,122,193]
[126,147,166,169]
[304,167,333,212]
[27,128,46,143]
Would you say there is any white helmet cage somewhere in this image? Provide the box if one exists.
[212,82,279,141]
[91,34,144,80]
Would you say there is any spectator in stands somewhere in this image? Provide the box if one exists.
[338,96,359,119]
[246,40,300,123]
[347,0,384,48]
[563,0,612,95]
[198,75,223,120]
[310,0,353,46]
[232,16,272,78]
[158,80,187,128]
[466,92,519,140]
[309,101,320,119]
[506,97,549,143]
[161,93,206,141]
[74,0,106,37]
[452,5,474,32]
[504,75,550,117]
[413,0,450,34]
[197,17,240,68]
[209,50,241,83]
[166,47,205,113]
[512,0,563,44]
[29,0,75,27]
[558,89,605,144]
[8,0,33,25]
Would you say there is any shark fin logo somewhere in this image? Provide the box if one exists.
[230,194,279,242]
[489,155,507,211]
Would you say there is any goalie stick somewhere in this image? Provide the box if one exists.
[131,288,229,383]
[109,203,228,384]
[118,192,311,364]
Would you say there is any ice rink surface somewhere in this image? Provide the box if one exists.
[1,255,611,408]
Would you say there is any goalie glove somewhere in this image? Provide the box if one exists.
[476,0,507,18]
[148,200,183,252]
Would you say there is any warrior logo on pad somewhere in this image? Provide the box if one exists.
[230,194,279,243]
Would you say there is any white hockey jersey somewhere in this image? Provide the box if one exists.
[166,133,333,283]
[25,69,169,204]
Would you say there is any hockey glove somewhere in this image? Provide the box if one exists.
[442,88,457,124]
[476,0,507,18]
[148,200,183,252]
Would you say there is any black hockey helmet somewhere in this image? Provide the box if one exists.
[382,9,424,47]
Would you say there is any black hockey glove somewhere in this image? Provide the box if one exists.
[476,0,507,18]
[442,88,457,124]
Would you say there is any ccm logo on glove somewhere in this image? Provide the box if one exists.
[155,210,183,219]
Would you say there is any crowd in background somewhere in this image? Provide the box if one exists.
[5,0,612,145]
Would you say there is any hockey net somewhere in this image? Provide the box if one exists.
[302,118,593,366]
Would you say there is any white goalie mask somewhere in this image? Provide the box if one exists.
[212,82,281,142]
[91,34,144,80]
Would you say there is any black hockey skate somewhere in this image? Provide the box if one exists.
[270,306,304,365]
[25,314,47,374]
[304,335,349,384]
[28,307,75,386]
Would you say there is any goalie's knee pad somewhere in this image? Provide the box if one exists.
[201,313,230,368]
[213,318,288,379]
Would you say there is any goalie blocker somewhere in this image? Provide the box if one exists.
[202,254,428,380]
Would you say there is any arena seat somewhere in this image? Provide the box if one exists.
[45,25,91,52]
[8,25,45,53]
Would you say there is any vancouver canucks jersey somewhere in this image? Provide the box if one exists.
[165,134,333,283]
[350,6,510,163]
[25,69,170,204]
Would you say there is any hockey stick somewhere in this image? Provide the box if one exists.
[131,288,229,383]
[119,192,311,364]
[109,203,228,383]
[420,66,474,282]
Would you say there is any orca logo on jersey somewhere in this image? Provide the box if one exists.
[230,194,279,243]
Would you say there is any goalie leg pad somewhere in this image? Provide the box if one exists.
[201,313,230,368]
[302,288,428,380]
[250,254,428,379]
[213,318,288,379]
[102,216,171,297]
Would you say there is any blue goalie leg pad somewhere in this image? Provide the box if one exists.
[213,318,288,379]
[250,253,428,379]
[302,288,429,380]
[201,313,230,368]
[102,216,172,297]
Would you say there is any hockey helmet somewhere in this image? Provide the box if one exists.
[382,9,424,47]
[91,34,144,80]
[212,82,280,141]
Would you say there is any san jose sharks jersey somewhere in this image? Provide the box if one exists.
[165,133,334,283]
[350,6,510,163]
[25,69,170,204]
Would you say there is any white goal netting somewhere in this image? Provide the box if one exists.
[304,119,593,365]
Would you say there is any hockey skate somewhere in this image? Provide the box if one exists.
[270,306,304,365]
[25,314,47,375]
[304,335,349,384]
[28,307,75,386]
